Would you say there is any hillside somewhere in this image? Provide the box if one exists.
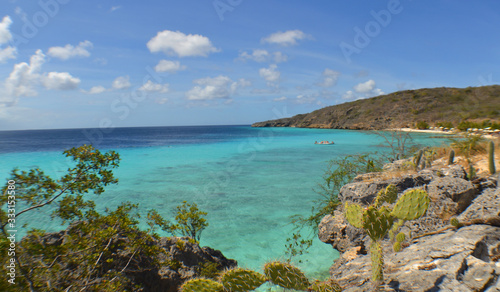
[252,85,500,130]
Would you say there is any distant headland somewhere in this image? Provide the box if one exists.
[252,85,500,130]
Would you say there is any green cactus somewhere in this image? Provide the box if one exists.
[180,278,224,292]
[448,149,455,165]
[342,188,430,282]
[344,201,364,229]
[450,217,462,228]
[219,268,266,292]
[309,279,343,292]
[370,241,384,282]
[414,149,423,170]
[389,219,405,241]
[395,232,406,243]
[467,163,476,180]
[264,261,310,290]
[362,206,394,241]
[393,241,402,252]
[374,184,398,206]
[489,141,496,175]
[391,189,430,220]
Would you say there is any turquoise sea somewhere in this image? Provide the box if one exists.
[0,125,445,280]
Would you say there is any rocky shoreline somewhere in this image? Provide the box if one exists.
[318,164,500,291]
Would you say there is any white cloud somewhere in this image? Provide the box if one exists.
[5,50,45,97]
[112,76,131,90]
[318,69,340,87]
[273,96,287,102]
[147,30,218,57]
[238,49,288,63]
[259,64,280,86]
[86,86,107,94]
[353,79,376,93]
[155,97,168,104]
[0,16,13,44]
[47,40,93,60]
[41,72,80,90]
[4,50,80,101]
[295,94,317,104]
[186,75,247,101]
[353,79,385,97]
[110,6,121,12]
[342,90,356,100]
[0,46,16,63]
[343,80,385,100]
[139,80,169,93]
[262,30,310,46]
[0,16,16,63]
[155,60,186,73]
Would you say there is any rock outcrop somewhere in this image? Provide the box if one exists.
[20,232,236,292]
[318,164,500,291]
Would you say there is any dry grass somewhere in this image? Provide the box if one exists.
[358,137,499,183]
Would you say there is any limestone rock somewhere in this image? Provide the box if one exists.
[427,177,478,215]
[458,188,500,223]
[318,211,368,253]
[330,225,500,291]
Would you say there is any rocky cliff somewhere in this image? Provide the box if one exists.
[252,85,500,130]
[318,164,500,291]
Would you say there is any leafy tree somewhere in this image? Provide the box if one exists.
[170,201,208,242]
[0,145,209,291]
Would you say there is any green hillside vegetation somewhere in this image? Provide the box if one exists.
[252,85,500,130]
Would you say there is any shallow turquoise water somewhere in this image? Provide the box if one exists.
[0,126,445,280]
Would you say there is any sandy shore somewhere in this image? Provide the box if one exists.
[387,128,500,140]
[387,128,457,135]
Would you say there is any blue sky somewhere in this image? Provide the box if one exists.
[0,0,499,130]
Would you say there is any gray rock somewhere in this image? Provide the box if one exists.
[442,165,468,179]
[427,177,478,215]
[338,174,432,205]
[330,225,500,292]
[458,188,500,222]
[318,211,368,253]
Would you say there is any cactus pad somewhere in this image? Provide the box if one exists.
[393,241,402,252]
[369,241,384,282]
[309,278,343,292]
[264,261,310,290]
[395,232,406,243]
[180,278,223,292]
[344,202,364,229]
[374,184,398,207]
[362,206,394,241]
[391,189,429,220]
[450,217,461,228]
[219,268,266,291]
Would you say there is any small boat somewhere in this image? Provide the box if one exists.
[314,141,335,145]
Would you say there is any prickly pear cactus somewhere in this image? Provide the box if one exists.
[309,278,343,292]
[369,241,384,282]
[264,261,310,290]
[344,201,364,229]
[374,184,398,206]
[395,232,406,243]
[450,217,462,228]
[391,189,430,220]
[362,206,394,241]
[393,241,402,252]
[219,268,266,292]
[180,278,224,292]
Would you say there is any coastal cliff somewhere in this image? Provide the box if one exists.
[252,85,500,130]
[318,163,500,291]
